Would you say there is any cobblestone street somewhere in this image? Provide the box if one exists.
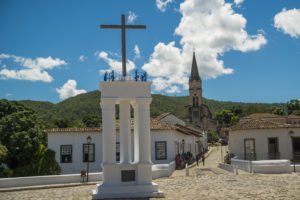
[1,147,300,200]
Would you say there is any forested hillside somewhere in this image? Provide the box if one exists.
[17,90,287,128]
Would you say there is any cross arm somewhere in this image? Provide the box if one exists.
[100,25,122,29]
[125,25,146,29]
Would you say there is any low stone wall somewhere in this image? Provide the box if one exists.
[231,158,251,172]
[0,172,102,188]
[231,158,294,174]
[219,163,234,173]
[152,161,175,179]
[252,160,291,174]
[0,162,176,188]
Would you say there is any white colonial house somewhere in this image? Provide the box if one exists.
[229,113,300,161]
[46,119,202,174]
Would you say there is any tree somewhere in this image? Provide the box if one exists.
[53,117,71,128]
[292,110,300,116]
[0,144,7,164]
[207,129,219,143]
[287,99,300,115]
[82,114,101,127]
[0,100,47,170]
[214,109,239,127]
[0,99,60,177]
[272,107,284,115]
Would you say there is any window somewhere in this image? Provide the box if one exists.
[83,144,95,162]
[244,139,256,160]
[61,145,72,163]
[116,142,120,162]
[268,137,279,159]
[155,141,167,160]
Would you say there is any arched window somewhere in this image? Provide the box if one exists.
[193,94,196,107]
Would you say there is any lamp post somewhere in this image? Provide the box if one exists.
[288,130,295,172]
[86,135,92,182]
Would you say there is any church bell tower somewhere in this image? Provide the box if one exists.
[189,52,202,107]
[187,52,203,127]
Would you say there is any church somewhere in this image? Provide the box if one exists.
[185,52,218,132]
[46,52,215,175]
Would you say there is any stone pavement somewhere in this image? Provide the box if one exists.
[1,146,300,200]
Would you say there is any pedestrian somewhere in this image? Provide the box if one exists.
[201,153,205,166]
[196,154,199,166]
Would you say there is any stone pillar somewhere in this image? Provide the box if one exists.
[101,99,116,164]
[132,103,139,163]
[119,100,131,163]
[136,98,152,163]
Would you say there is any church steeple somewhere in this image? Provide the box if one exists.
[190,52,201,81]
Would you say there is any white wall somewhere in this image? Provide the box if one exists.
[48,132,102,174]
[229,128,300,160]
[48,130,201,174]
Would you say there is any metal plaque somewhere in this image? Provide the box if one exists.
[121,170,135,182]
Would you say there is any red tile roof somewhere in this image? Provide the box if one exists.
[155,112,172,121]
[230,119,300,131]
[241,113,283,119]
[45,118,176,133]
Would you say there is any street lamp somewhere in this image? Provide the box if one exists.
[86,135,92,182]
[288,130,295,172]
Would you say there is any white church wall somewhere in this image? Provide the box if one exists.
[229,128,300,160]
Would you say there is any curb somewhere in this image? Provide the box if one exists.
[0,182,98,193]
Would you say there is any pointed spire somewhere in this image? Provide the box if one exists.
[190,51,201,81]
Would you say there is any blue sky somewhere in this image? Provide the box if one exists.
[0,0,300,103]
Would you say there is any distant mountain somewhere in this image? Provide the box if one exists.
[18,90,285,126]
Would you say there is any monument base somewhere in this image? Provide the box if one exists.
[92,182,164,199]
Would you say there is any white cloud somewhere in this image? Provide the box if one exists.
[274,8,300,38]
[0,54,10,59]
[128,11,137,24]
[143,0,266,93]
[134,44,141,59]
[234,0,244,6]
[56,79,86,100]
[156,0,173,12]
[5,93,12,97]
[166,85,181,93]
[0,54,67,82]
[79,55,87,62]
[96,51,136,74]
[2,64,6,68]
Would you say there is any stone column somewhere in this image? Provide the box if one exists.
[132,103,139,163]
[119,100,131,163]
[136,98,152,163]
[101,99,116,164]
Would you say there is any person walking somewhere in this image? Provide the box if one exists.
[201,153,205,166]
[196,154,199,166]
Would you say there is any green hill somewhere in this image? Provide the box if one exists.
[17,90,285,127]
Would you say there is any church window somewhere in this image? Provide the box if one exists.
[60,145,72,163]
[155,141,167,160]
[83,144,95,162]
[116,142,120,162]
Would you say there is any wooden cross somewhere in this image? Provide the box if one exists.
[101,14,146,77]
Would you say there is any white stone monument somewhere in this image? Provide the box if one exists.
[92,79,164,199]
